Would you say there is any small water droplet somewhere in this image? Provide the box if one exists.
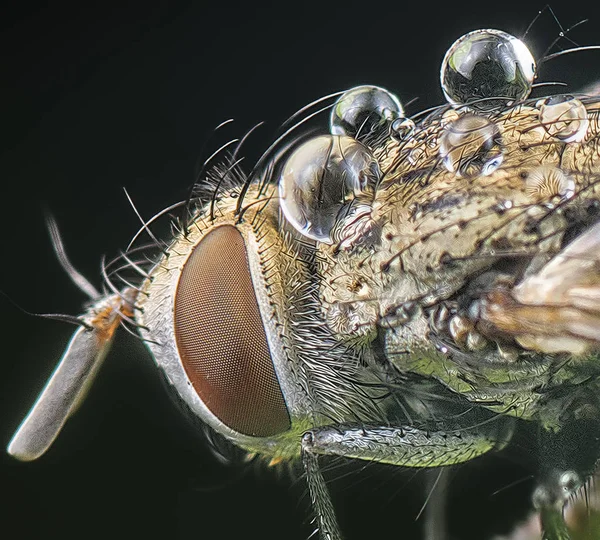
[538,95,589,143]
[408,147,426,166]
[391,117,415,141]
[279,135,380,242]
[330,85,404,140]
[440,29,535,110]
[439,114,504,177]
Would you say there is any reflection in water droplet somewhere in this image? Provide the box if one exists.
[440,29,535,110]
[538,95,589,143]
[330,85,403,139]
[439,114,504,177]
[278,135,380,243]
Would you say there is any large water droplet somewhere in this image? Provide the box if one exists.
[439,114,504,177]
[279,135,380,243]
[538,95,589,143]
[440,29,535,110]
[330,85,403,140]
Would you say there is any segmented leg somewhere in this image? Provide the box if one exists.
[300,422,508,540]
[302,437,343,540]
[540,507,571,540]
[534,470,588,540]
[422,468,449,540]
[532,418,600,540]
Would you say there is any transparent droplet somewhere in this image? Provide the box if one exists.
[538,95,589,142]
[391,117,415,141]
[330,85,403,139]
[278,135,380,242]
[440,29,536,110]
[408,147,426,166]
[439,113,504,177]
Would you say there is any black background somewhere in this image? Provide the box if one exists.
[2,2,600,539]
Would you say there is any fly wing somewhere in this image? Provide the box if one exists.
[7,290,134,461]
[479,222,600,355]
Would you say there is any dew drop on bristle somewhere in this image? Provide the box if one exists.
[391,117,415,141]
[439,113,504,177]
[330,85,404,140]
[538,95,589,143]
[278,135,380,242]
[440,29,535,110]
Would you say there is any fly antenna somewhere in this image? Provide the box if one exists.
[0,291,93,330]
[44,212,101,300]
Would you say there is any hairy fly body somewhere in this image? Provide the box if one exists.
[7,25,600,540]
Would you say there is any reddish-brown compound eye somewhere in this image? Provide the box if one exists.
[174,225,291,437]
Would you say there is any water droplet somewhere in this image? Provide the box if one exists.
[439,114,504,177]
[391,117,415,141]
[440,29,535,110]
[538,95,588,142]
[408,147,426,166]
[330,85,403,139]
[278,135,380,242]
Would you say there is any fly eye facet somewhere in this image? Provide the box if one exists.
[329,85,404,140]
[440,29,536,110]
[278,134,381,243]
[174,225,290,437]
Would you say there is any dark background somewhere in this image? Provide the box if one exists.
[2,2,600,539]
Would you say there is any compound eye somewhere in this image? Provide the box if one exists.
[174,225,290,437]
[441,29,535,110]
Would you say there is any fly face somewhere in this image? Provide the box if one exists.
[7,23,600,540]
[132,184,400,461]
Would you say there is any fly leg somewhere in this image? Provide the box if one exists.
[533,471,580,540]
[422,468,450,540]
[301,420,513,540]
[532,417,600,540]
[302,443,343,540]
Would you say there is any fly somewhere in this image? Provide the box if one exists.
[7,24,600,540]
